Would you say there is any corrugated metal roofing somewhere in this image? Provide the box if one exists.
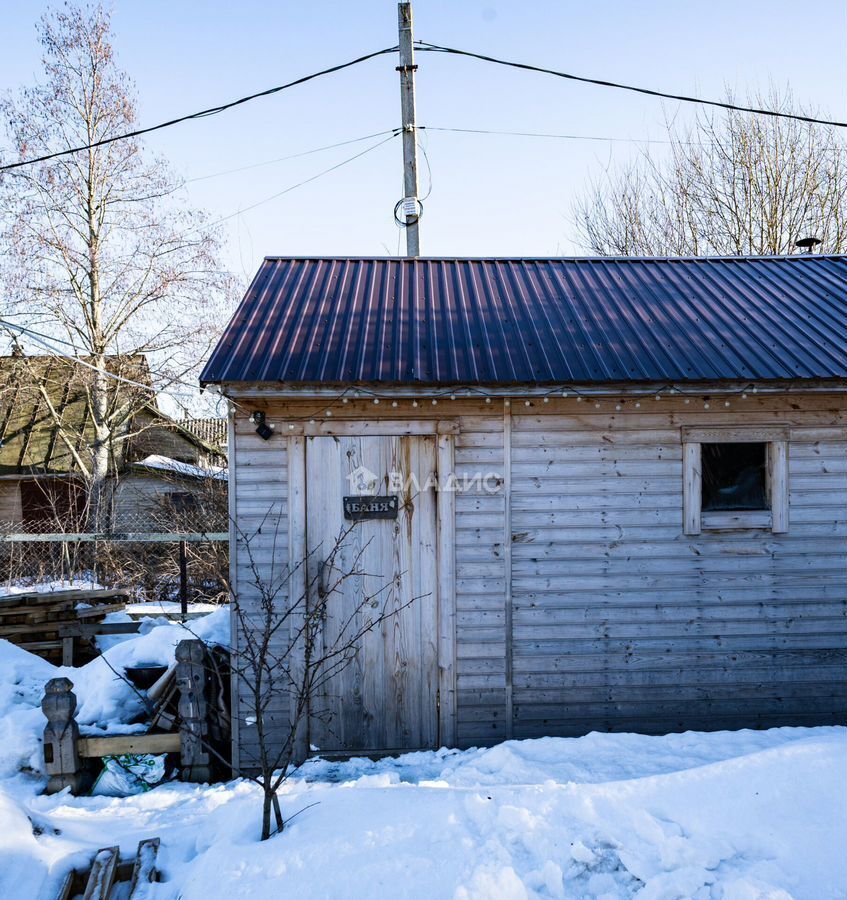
[200,256,847,386]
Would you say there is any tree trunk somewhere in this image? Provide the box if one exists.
[86,360,111,533]
[261,790,273,842]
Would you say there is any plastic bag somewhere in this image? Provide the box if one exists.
[91,753,167,797]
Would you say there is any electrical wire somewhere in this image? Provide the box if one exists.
[0,46,399,173]
[415,42,847,129]
[185,129,399,183]
[193,131,400,232]
[419,125,698,146]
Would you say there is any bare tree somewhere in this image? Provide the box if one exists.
[0,4,231,529]
[574,88,847,256]
[229,519,422,841]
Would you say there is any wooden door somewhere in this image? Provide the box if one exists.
[305,434,439,753]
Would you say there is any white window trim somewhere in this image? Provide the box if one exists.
[681,426,789,536]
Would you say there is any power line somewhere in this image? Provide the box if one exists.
[185,129,399,183]
[0,47,398,173]
[194,132,399,232]
[415,42,847,129]
[420,125,691,145]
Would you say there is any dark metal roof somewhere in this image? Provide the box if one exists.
[201,256,847,386]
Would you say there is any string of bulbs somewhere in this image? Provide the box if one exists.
[258,382,776,432]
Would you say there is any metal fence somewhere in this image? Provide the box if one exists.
[1,513,229,606]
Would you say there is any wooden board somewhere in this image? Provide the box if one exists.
[78,733,181,758]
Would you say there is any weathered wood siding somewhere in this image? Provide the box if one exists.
[229,394,847,761]
[0,481,22,525]
[229,410,288,772]
[510,401,847,737]
[454,414,509,746]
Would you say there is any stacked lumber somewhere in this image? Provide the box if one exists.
[0,587,130,664]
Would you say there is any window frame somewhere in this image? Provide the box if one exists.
[681,426,789,535]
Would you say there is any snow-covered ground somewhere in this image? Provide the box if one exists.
[0,615,844,899]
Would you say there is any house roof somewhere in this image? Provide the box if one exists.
[200,256,847,387]
[0,355,212,476]
[179,417,228,450]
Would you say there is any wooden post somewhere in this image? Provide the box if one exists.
[175,639,211,782]
[42,677,85,794]
[397,1,421,256]
[179,539,188,621]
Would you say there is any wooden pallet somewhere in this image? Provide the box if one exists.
[55,838,160,900]
[0,588,130,664]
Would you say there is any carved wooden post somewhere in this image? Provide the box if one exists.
[175,639,212,782]
[42,677,85,794]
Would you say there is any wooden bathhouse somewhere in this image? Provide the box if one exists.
[201,255,847,768]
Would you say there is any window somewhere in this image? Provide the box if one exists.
[168,492,199,514]
[701,442,767,511]
[682,427,788,535]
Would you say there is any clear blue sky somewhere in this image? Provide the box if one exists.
[2,0,846,278]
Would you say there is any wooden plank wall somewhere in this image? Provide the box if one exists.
[231,394,847,759]
[230,410,289,770]
[510,397,847,737]
[454,413,509,746]
[0,481,22,525]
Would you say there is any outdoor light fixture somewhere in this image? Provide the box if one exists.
[251,411,274,441]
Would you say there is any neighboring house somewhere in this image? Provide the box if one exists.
[180,417,228,457]
[202,255,847,770]
[0,353,226,533]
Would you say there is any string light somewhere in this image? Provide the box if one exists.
[683,398,690,404]
[615,403,621,410]
[432,399,438,405]
[325,410,332,416]
[561,391,568,398]
[373,397,380,404]
[543,397,549,403]
[391,400,398,407]
[724,401,730,407]
[741,393,748,399]
[524,400,531,406]
[288,423,295,430]
[635,401,641,408]
[704,402,710,409]
[412,400,419,408]
[485,397,492,404]
[342,397,349,404]
[504,399,511,407]
[450,393,456,400]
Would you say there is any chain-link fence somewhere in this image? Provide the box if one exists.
[0,510,229,604]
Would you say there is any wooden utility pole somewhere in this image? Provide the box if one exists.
[397,1,421,257]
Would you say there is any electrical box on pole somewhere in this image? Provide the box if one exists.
[397,2,421,257]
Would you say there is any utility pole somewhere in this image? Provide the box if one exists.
[397,1,421,257]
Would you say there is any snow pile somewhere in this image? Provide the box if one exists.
[0,607,229,773]
[0,612,844,898]
[0,578,104,598]
[0,640,55,779]
[7,726,844,899]
[135,454,227,480]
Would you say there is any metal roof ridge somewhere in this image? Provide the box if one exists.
[260,254,847,263]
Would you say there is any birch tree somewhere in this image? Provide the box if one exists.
[0,4,230,529]
[574,89,847,256]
